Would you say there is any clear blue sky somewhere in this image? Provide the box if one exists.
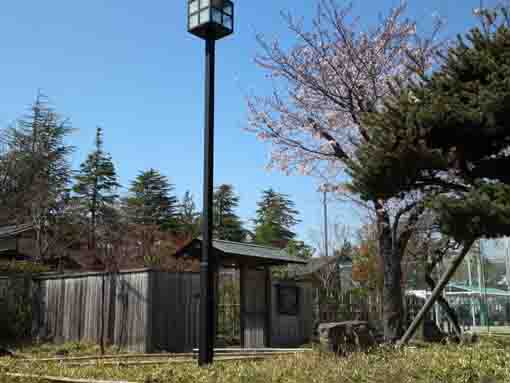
[0,0,495,243]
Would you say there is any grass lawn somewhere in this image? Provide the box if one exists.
[1,337,509,382]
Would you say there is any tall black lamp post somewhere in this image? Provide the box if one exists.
[187,0,234,366]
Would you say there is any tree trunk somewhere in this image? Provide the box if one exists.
[90,207,96,250]
[377,203,404,341]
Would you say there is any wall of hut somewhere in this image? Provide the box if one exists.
[270,280,314,347]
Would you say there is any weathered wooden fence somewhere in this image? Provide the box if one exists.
[1,268,314,352]
[3,269,201,353]
[150,271,200,352]
[318,291,435,332]
[319,291,383,324]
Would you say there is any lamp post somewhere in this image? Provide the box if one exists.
[187,0,234,366]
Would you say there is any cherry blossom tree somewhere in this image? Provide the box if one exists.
[247,0,442,340]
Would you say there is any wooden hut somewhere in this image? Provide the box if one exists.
[174,239,313,348]
[28,239,312,352]
[0,223,35,262]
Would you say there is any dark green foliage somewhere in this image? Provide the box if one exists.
[346,90,449,201]
[123,169,178,229]
[213,184,245,242]
[285,239,314,259]
[344,8,510,340]
[253,189,300,248]
[176,191,201,239]
[348,6,510,245]
[432,183,510,242]
[0,93,74,225]
[73,127,120,248]
[0,94,75,261]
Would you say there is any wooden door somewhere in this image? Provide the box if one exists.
[241,267,270,348]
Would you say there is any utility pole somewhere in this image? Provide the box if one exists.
[323,188,329,257]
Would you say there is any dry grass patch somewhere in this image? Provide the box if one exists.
[1,337,509,382]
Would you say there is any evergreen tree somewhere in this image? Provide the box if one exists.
[123,169,177,228]
[285,239,314,259]
[213,184,245,242]
[0,93,74,260]
[253,189,300,248]
[346,6,510,339]
[176,191,201,239]
[73,127,120,249]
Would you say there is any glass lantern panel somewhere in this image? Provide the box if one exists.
[200,9,210,24]
[223,3,232,15]
[222,15,232,29]
[189,0,199,14]
[201,0,210,9]
[189,13,199,29]
[212,8,222,24]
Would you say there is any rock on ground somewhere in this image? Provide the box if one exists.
[318,321,377,354]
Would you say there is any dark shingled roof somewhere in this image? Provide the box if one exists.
[287,254,352,279]
[0,223,33,239]
[175,238,308,266]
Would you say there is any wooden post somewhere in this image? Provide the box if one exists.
[239,265,246,348]
[314,286,320,334]
[146,270,154,353]
[265,266,272,348]
[214,266,219,346]
[399,240,474,345]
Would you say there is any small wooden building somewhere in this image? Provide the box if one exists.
[0,223,35,262]
[28,239,312,352]
[174,239,314,349]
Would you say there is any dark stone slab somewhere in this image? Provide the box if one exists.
[318,321,377,354]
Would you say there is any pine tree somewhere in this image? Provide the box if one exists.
[213,184,245,242]
[253,189,300,248]
[285,239,314,259]
[345,6,510,340]
[124,169,177,228]
[73,127,120,249]
[176,191,201,239]
[0,93,74,260]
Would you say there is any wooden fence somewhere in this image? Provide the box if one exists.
[32,270,152,352]
[1,268,314,352]
[0,270,200,353]
[319,291,434,331]
[319,292,383,324]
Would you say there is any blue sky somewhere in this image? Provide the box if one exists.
[0,0,495,243]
